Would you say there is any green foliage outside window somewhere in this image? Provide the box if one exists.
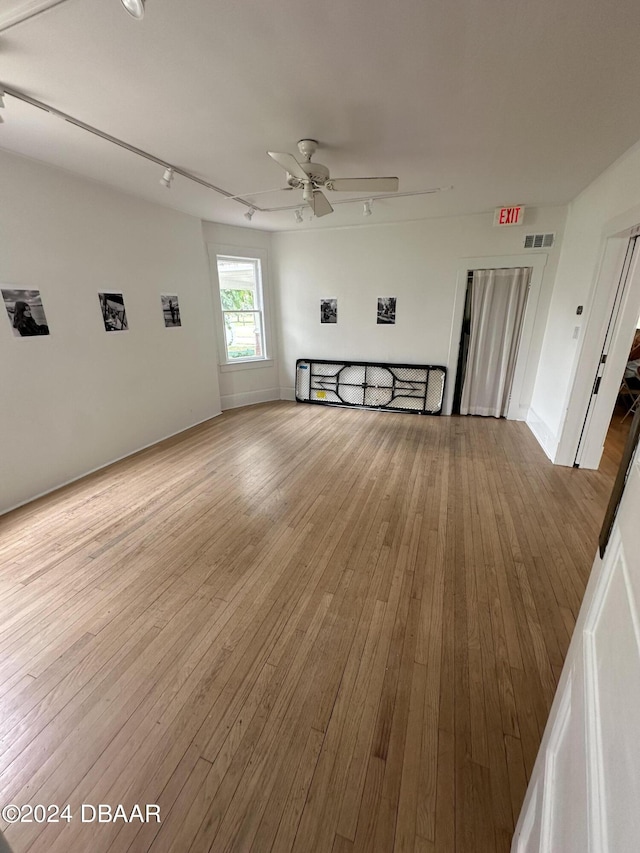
[220,289,254,310]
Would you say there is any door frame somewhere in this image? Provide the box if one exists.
[446,253,548,417]
[573,236,640,468]
[555,207,640,468]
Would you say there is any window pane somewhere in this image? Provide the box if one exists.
[217,258,258,311]
[223,311,263,359]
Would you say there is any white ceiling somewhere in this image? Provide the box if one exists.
[1,0,640,231]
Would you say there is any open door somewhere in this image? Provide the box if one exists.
[574,236,640,468]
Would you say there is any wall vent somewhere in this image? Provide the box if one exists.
[524,233,554,249]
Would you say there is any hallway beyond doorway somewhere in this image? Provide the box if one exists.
[600,403,633,479]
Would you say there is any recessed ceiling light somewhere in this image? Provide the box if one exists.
[120,0,145,20]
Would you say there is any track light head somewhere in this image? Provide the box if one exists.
[294,208,304,224]
[244,207,255,221]
[120,0,145,19]
[363,199,373,217]
[0,87,5,109]
[160,167,174,188]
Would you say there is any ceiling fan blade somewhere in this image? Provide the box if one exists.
[327,177,399,193]
[310,190,333,217]
[267,151,308,183]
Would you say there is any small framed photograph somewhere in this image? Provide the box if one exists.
[98,292,128,332]
[161,294,181,327]
[377,297,396,325]
[2,289,50,337]
[321,298,337,324]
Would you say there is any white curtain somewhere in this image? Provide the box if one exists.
[460,267,530,418]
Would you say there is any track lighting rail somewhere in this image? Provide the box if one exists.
[1,85,252,208]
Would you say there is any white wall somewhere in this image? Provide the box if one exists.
[272,207,567,413]
[0,149,221,514]
[531,139,640,462]
[201,222,280,410]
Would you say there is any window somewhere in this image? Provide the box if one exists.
[216,255,267,363]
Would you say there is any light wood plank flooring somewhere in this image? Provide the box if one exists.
[0,402,616,853]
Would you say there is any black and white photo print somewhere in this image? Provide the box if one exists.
[2,289,50,337]
[321,298,337,324]
[98,292,128,332]
[161,294,181,327]
[377,297,396,325]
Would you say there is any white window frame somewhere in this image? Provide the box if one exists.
[208,245,273,371]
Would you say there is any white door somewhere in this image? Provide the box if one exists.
[512,437,640,851]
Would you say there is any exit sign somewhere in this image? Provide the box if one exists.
[494,206,525,226]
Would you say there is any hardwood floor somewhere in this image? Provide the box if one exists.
[0,402,617,853]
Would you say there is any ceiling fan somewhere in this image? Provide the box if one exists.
[267,139,399,218]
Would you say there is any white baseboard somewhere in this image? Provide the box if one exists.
[509,403,530,422]
[220,387,281,410]
[1,410,223,517]
[526,407,559,462]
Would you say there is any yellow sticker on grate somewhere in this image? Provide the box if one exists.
[315,390,326,399]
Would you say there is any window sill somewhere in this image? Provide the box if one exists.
[219,358,274,373]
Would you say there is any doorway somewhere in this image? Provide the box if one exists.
[573,233,640,470]
[452,266,531,417]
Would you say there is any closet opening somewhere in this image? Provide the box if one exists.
[452,267,531,418]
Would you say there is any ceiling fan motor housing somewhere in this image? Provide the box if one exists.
[286,160,330,188]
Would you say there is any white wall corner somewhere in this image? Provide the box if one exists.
[526,407,559,462]
[512,403,530,422]
[220,387,281,410]
[280,386,296,402]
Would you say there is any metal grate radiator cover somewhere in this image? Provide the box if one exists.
[295,359,446,415]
